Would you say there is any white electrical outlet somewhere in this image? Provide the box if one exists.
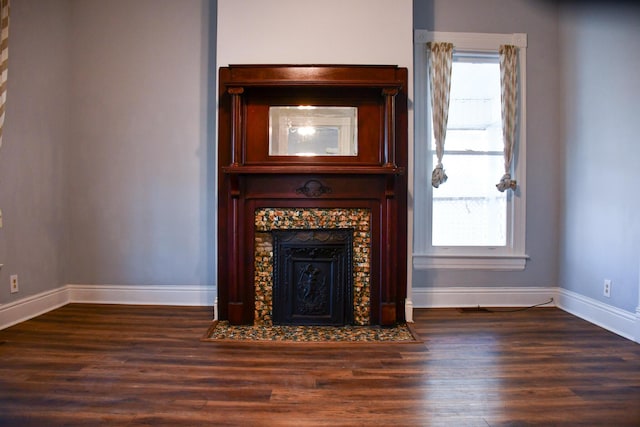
[603,279,611,298]
[10,274,18,293]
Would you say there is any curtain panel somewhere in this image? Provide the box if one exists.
[426,42,453,188]
[496,44,518,192]
[0,0,8,149]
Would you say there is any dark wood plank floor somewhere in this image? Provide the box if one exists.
[1,304,639,426]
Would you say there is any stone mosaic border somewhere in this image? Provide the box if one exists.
[203,321,419,343]
[254,208,371,326]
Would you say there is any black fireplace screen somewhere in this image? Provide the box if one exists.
[272,229,354,326]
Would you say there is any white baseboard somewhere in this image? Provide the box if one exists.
[555,288,637,342]
[636,306,640,344]
[404,298,414,323]
[410,286,638,343]
[411,286,556,308]
[1,284,217,330]
[67,284,217,307]
[2,284,638,345]
[0,287,70,330]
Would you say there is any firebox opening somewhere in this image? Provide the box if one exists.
[272,229,353,326]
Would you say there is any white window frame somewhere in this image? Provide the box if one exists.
[413,31,528,270]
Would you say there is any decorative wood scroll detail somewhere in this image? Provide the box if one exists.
[295,180,333,198]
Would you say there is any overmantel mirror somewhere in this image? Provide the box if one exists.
[269,106,358,157]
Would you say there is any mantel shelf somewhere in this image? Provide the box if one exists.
[221,165,406,175]
[224,80,405,89]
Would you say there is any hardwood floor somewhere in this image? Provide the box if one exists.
[1,304,639,426]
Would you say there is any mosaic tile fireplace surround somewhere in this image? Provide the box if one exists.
[254,208,371,326]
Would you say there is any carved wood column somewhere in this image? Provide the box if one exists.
[380,175,397,325]
[380,87,399,325]
[228,87,244,167]
[227,86,245,324]
[227,175,245,324]
[382,88,398,168]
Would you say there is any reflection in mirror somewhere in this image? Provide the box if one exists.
[269,106,357,156]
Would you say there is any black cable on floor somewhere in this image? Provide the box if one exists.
[484,297,554,313]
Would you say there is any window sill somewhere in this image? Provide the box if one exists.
[413,253,529,271]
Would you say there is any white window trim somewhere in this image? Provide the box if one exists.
[413,30,528,271]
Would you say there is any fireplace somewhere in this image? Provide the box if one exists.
[217,65,408,326]
[254,208,371,326]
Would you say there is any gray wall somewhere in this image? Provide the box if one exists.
[559,3,640,312]
[0,0,71,304]
[3,0,638,316]
[412,0,562,288]
[66,0,214,287]
[1,0,215,306]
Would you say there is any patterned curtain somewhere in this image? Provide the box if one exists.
[0,0,9,149]
[427,42,453,188]
[0,0,9,150]
[496,44,518,192]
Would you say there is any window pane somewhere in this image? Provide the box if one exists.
[432,154,506,247]
[433,58,503,152]
[444,129,503,153]
[431,53,507,247]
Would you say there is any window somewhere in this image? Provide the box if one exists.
[413,31,528,270]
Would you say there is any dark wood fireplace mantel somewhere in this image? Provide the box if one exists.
[217,65,408,326]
